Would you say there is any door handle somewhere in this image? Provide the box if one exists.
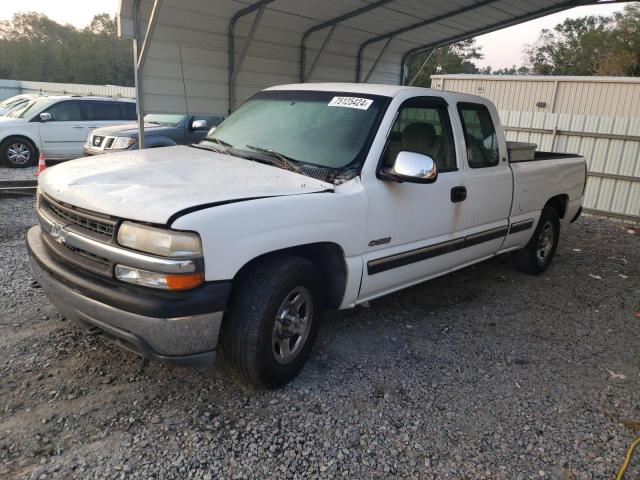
[451,186,467,203]
[73,126,85,129]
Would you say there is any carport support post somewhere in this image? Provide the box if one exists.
[132,0,162,149]
[133,38,145,150]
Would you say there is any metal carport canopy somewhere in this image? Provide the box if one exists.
[117,0,623,121]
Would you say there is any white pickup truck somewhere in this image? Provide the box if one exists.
[27,84,586,388]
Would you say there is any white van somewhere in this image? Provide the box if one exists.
[0,96,136,167]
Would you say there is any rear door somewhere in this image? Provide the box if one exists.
[456,101,512,255]
[37,100,86,158]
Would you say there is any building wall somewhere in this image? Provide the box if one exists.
[0,79,135,101]
[431,75,640,117]
[431,75,640,223]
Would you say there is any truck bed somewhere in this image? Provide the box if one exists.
[510,151,583,162]
[509,152,586,221]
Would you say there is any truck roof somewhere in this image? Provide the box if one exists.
[265,82,486,103]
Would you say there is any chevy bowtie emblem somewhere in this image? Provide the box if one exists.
[50,224,67,244]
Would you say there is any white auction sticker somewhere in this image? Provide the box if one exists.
[328,96,373,110]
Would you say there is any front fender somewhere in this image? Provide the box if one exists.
[143,136,178,148]
[0,127,40,149]
[170,181,368,283]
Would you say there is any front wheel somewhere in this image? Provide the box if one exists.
[223,256,323,389]
[1,137,38,168]
[512,206,560,274]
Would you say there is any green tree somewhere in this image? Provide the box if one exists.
[0,12,133,86]
[407,39,482,87]
[525,4,640,76]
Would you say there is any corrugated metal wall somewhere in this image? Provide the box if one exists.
[0,79,135,101]
[431,75,640,223]
[0,79,21,101]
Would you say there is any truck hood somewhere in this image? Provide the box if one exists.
[39,145,334,224]
[90,122,167,137]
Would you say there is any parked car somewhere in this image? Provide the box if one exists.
[28,84,586,388]
[82,114,225,155]
[0,96,136,167]
[0,94,39,116]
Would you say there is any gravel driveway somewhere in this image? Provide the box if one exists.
[0,166,37,182]
[1,195,639,480]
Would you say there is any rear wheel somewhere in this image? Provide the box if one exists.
[223,256,323,389]
[1,137,38,168]
[512,206,560,274]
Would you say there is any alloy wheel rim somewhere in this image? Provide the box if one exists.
[271,286,313,365]
[536,220,554,264]
[7,143,31,165]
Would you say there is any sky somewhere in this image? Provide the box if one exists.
[0,0,630,69]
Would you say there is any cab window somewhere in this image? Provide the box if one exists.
[44,101,82,122]
[458,103,499,168]
[383,97,456,172]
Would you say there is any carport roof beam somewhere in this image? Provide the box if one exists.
[136,0,163,71]
[361,37,393,83]
[357,0,504,82]
[299,0,397,82]
[397,0,620,83]
[304,25,337,82]
[228,0,274,112]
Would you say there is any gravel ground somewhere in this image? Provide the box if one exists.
[1,195,639,480]
[0,166,38,182]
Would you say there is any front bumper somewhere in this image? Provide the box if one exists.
[82,146,105,156]
[27,225,230,367]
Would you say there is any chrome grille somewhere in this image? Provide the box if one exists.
[92,135,105,147]
[42,196,116,238]
[66,244,110,265]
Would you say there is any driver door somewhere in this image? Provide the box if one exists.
[359,96,470,300]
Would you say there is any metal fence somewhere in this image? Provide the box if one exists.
[0,79,135,101]
[501,110,640,223]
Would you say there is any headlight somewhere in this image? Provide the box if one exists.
[109,136,136,150]
[117,221,202,258]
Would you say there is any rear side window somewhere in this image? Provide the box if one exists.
[383,97,457,172]
[458,103,499,168]
[86,101,122,121]
[44,101,82,121]
[121,102,137,120]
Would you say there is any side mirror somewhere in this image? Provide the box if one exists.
[39,112,52,122]
[191,119,207,130]
[383,151,438,184]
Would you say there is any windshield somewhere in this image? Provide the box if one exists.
[205,90,388,169]
[0,96,28,108]
[144,114,185,126]
[7,97,49,118]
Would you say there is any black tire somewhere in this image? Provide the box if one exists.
[512,206,560,274]
[0,137,38,168]
[223,256,323,389]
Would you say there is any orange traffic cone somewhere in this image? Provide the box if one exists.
[35,152,46,177]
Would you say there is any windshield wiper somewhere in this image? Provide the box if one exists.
[204,137,233,148]
[245,145,301,172]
